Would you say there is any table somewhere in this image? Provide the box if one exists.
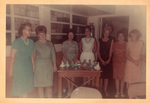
[57,69,102,98]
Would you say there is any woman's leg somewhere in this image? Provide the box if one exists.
[104,79,109,96]
[38,87,45,98]
[115,79,120,94]
[99,79,103,91]
[120,80,125,95]
[45,86,53,98]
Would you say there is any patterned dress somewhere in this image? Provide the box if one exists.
[62,40,78,62]
[34,40,56,87]
[11,37,34,96]
[124,40,143,83]
[112,42,127,80]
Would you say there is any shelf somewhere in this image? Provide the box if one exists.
[14,5,39,19]
[6,33,11,46]
[72,25,85,34]
[51,23,70,33]
[51,10,70,23]
[51,21,70,25]
[72,15,87,25]
[6,16,11,30]
[14,17,39,32]
[51,33,67,35]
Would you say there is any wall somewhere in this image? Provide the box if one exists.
[88,5,146,43]
[115,5,146,42]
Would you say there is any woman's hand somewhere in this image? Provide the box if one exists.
[9,69,13,77]
[53,65,57,72]
[100,59,106,65]
[105,59,110,64]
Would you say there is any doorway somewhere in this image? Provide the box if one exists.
[99,16,129,41]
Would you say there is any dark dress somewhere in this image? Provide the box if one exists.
[99,38,113,79]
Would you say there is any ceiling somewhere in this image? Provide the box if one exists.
[45,5,116,16]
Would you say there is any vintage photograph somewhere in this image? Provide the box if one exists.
[6,4,146,99]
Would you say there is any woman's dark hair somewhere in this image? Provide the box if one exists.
[117,28,128,41]
[18,22,32,36]
[35,25,47,35]
[85,26,91,32]
[67,29,76,41]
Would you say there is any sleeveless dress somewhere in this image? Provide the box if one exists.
[98,38,113,79]
[80,37,95,63]
[34,40,56,87]
[11,37,34,96]
[112,42,127,80]
[124,40,143,83]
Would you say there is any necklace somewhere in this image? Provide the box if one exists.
[85,37,91,43]
[23,39,29,45]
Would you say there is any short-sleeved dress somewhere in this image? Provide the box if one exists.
[98,38,113,79]
[80,37,95,63]
[34,40,56,87]
[62,40,78,63]
[11,37,34,96]
[124,40,143,83]
[112,42,127,80]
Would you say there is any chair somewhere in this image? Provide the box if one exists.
[128,82,146,99]
[70,87,102,98]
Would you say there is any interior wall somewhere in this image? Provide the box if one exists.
[88,5,146,44]
[115,5,146,43]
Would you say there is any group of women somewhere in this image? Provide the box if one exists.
[9,22,145,98]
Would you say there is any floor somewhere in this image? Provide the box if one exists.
[6,78,130,99]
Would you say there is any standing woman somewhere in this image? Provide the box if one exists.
[62,29,78,64]
[80,26,97,63]
[9,23,35,97]
[97,28,114,97]
[124,29,144,89]
[62,29,78,95]
[34,25,57,98]
[112,31,127,97]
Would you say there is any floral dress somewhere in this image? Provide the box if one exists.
[112,42,127,80]
[62,40,78,63]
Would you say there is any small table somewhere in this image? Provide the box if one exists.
[57,69,102,98]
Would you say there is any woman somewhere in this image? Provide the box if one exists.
[62,29,78,64]
[124,29,144,89]
[62,29,78,95]
[34,25,57,98]
[9,23,34,97]
[80,26,97,63]
[112,31,127,97]
[97,28,114,97]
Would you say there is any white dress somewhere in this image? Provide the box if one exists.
[80,37,95,63]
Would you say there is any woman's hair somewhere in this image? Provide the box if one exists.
[67,29,76,40]
[18,22,32,36]
[129,29,142,39]
[35,25,47,35]
[85,26,91,32]
[116,29,127,41]
[102,27,111,38]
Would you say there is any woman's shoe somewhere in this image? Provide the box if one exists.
[104,91,109,97]
[120,94,125,97]
[114,93,120,98]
